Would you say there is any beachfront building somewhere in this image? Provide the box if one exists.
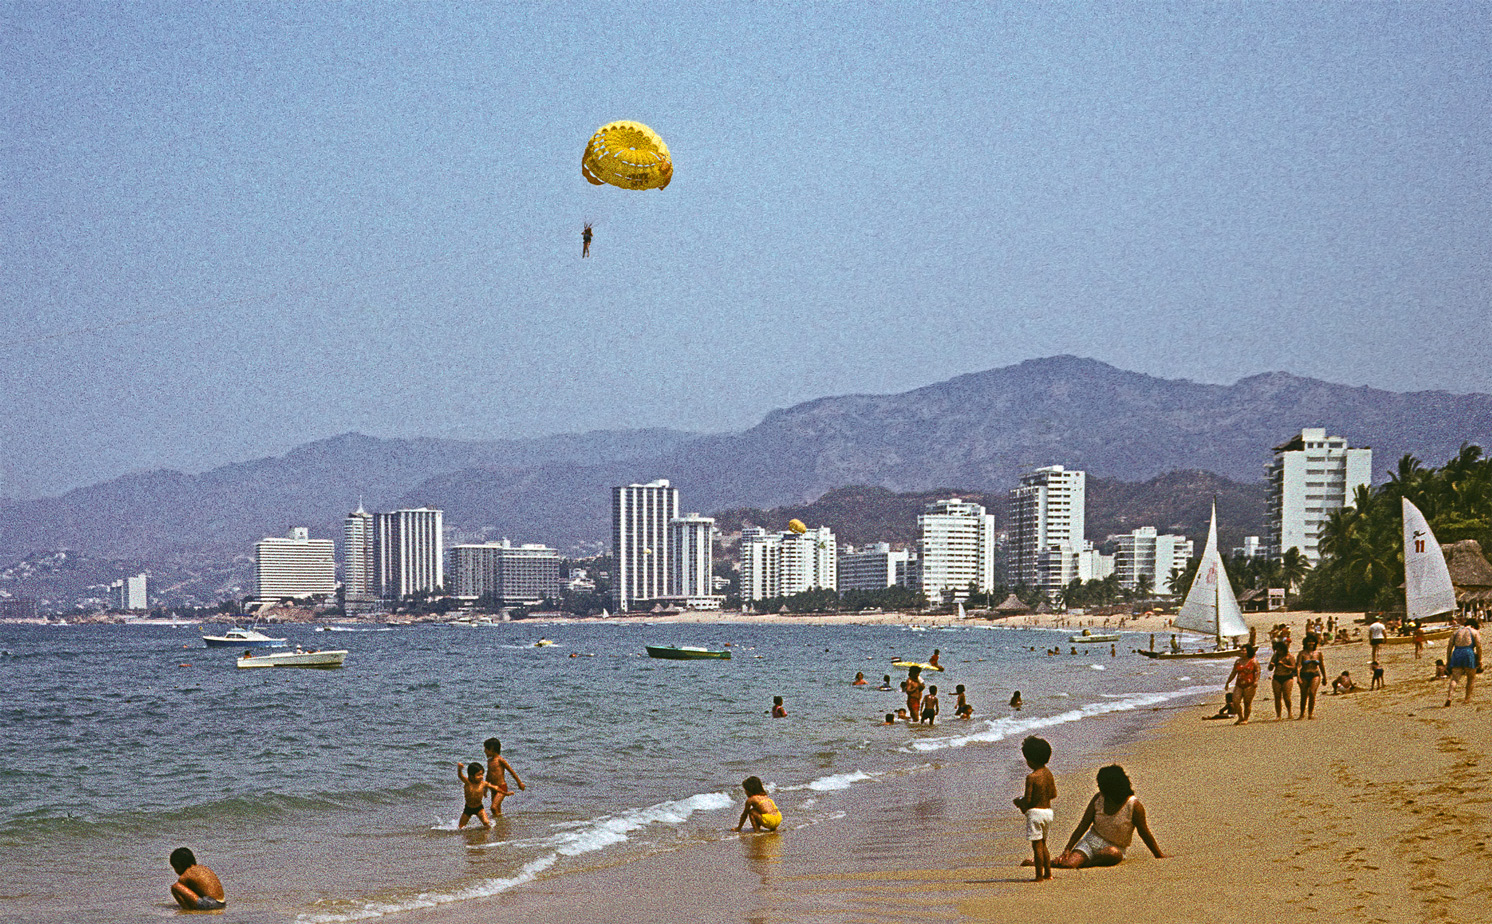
[254,528,336,604]
[1113,528,1194,593]
[838,543,911,592]
[664,513,722,609]
[374,507,444,600]
[343,504,376,613]
[612,479,679,613]
[1266,428,1372,565]
[739,525,838,603]
[916,498,997,602]
[448,540,561,605]
[109,574,149,611]
[1006,466,1087,600]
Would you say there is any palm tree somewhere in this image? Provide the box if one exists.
[1279,547,1310,595]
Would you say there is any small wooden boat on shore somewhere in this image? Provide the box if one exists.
[645,645,730,660]
[1379,626,1454,645]
[237,649,346,669]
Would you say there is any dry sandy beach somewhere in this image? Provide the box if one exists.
[431,609,1490,924]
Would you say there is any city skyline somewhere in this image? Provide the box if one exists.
[4,3,1490,501]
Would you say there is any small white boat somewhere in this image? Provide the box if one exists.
[203,627,287,648]
[237,648,346,669]
[1070,630,1120,643]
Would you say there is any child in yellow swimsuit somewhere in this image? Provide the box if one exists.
[734,776,782,832]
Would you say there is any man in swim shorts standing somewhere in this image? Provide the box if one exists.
[169,847,226,911]
[1445,617,1482,706]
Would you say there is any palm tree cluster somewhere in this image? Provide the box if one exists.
[1298,445,1492,610]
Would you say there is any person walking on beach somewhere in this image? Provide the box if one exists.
[921,685,939,725]
[1012,736,1057,882]
[1297,634,1325,719]
[1445,617,1482,706]
[1224,644,1260,725]
[1368,616,1387,663]
[1268,640,1296,720]
[1053,765,1165,869]
[734,776,782,832]
[483,738,526,815]
[1413,622,1426,659]
[169,847,226,911]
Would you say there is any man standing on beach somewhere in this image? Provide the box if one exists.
[169,847,226,911]
[1368,616,1387,663]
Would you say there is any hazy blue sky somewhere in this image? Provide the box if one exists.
[3,2,1489,498]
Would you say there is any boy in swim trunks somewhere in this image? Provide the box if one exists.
[734,775,782,832]
[483,738,526,815]
[457,761,504,829]
[921,685,939,725]
[169,847,226,911]
[1013,736,1056,881]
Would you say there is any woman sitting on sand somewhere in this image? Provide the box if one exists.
[1051,765,1165,868]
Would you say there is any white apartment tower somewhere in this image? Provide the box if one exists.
[916,498,997,602]
[1266,428,1372,565]
[374,507,444,600]
[739,525,837,602]
[612,480,679,612]
[255,527,336,603]
[343,504,375,612]
[110,574,148,611]
[1007,466,1087,600]
[838,543,911,592]
[669,513,717,601]
[1113,527,1194,593]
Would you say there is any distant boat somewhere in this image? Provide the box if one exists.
[645,645,730,660]
[1070,629,1120,643]
[1137,502,1248,660]
[203,627,287,648]
[237,648,346,669]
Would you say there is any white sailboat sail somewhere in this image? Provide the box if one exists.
[1174,502,1249,643]
[1402,497,1457,620]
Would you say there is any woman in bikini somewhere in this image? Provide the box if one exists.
[901,665,925,722]
[1224,644,1260,725]
[1296,634,1325,720]
[1268,639,1297,720]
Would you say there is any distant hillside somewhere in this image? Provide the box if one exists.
[4,356,1490,578]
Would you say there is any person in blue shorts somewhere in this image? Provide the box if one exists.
[1446,617,1482,706]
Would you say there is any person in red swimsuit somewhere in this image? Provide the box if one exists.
[901,666,924,721]
[1225,644,1260,725]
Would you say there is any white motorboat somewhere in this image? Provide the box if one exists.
[203,627,287,648]
[236,648,346,669]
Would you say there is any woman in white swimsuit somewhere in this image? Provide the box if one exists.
[1054,764,1166,868]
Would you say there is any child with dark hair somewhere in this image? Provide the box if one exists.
[483,738,526,815]
[1054,764,1164,868]
[734,776,782,832]
[954,684,973,719]
[921,685,939,725]
[169,847,226,910]
[457,762,503,829]
[1013,736,1056,881]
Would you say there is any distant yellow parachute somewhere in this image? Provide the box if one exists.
[582,121,672,190]
[788,519,807,535]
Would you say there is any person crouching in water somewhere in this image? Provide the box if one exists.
[169,847,226,911]
[1054,764,1165,868]
[734,775,782,832]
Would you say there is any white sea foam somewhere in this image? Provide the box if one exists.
[904,685,1216,753]
[299,856,556,923]
[1090,664,1106,670]
[778,770,873,792]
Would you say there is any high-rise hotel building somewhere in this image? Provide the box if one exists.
[916,498,997,602]
[669,513,718,606]
[374,507,444,600]
[612,480,679,612]
[449,540,561,605]
[254,527,336,604]
[739,525,837,602]
[1266,428,1371,565]
[1007,465,1086,600]
[343,504,375,612]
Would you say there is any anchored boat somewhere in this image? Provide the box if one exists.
[645,645,730,660]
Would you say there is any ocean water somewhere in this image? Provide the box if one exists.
[0,622,1221,922]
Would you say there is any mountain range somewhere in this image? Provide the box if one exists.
[4,355,1491,575]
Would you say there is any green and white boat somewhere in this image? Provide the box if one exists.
[645,645,731,660]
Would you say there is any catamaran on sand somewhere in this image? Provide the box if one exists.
[1138,502,1249,659]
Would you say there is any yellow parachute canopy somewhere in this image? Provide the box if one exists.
[787,519,807,535]
[582,121,672,191]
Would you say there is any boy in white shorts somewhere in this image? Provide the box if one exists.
[1013,735,1056,881]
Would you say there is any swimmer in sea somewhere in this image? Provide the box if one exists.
[1010,691,1023,710]
[877,674,893,690]
[771,695,787,718]
[734,775,782,832]
[853,671,868,686]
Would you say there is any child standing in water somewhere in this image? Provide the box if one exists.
[483,738,526,815]
[921,685,939,725]
[1013,736,1057,881]
[734,776,782,832]
[456,762,503,829]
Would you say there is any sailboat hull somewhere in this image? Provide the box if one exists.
[1135,647,1244,660]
